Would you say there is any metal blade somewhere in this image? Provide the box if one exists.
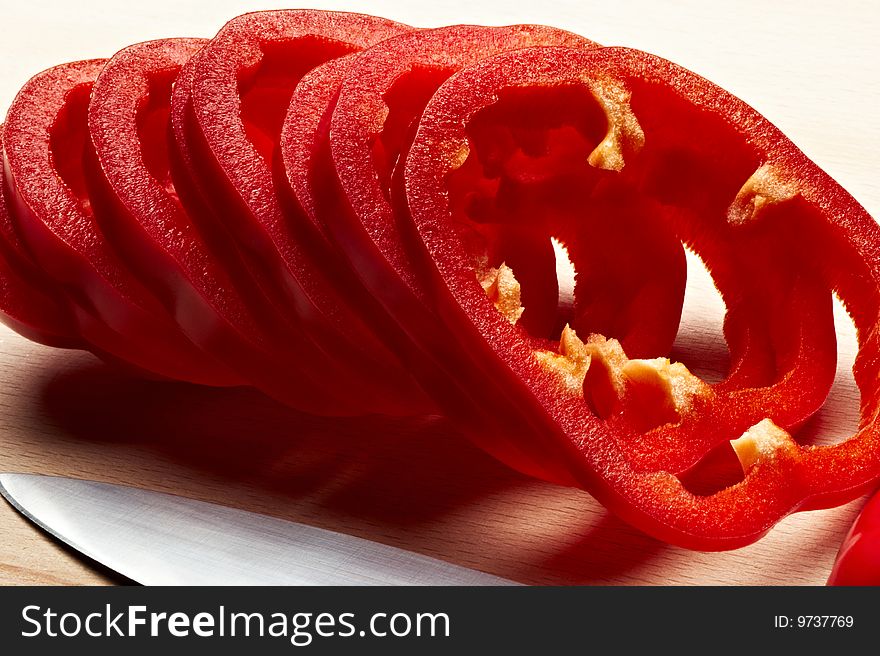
[0,473,517,586]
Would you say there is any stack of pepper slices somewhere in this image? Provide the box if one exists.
[1,9,879,552]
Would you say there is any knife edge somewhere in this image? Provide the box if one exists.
[0,473,519,586]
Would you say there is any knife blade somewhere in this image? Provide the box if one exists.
[0,473,518,586]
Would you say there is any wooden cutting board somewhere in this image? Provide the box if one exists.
[1,0,877,586]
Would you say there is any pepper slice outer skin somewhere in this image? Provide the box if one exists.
[828,489,880,586]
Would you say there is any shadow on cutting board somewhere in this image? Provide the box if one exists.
[26,355,666,585]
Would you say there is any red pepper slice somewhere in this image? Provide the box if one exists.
[828,489,880,585]
[84,37,374,414]
[170,10,432,416]
[306,25,656,484]
[0,127,85,348]
[2,60,238,385]
[0,143,83,349]
[281,55,354,238]
[282,52,543,470]
[0,246,77,349]
[3,126,180,378]
[403,46,855,549]
[322,25,595,313]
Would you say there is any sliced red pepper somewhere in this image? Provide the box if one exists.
[0,256,79,349]
[0,168,82,348]
[322,25,595,310]
[402,46,855,549]
[281,55,354,237]
[282,51,548,473]
[3,129,180,378]
[85,37,375,414]
[2,60,241,385]
[0,129,84,348]
[170,10,433,416]
[828,488,880,585]
[305,25,649,484]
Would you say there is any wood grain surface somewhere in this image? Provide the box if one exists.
[1,0,878,586]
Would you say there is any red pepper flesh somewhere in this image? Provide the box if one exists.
[2,60,238,385]
[170,10,432,416]
[0,132,85,349]
[403,46,853,549]
[85,38,370,413]
[828,489,880,585]
[312,25,677,484]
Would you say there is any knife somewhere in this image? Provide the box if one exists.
[0,473,517,586]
